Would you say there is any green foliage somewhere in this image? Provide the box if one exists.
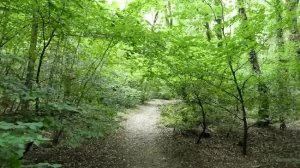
[0,121,52,168]
[160,103,201,132]
[155,89,175,100]
[57,105,118,147]
[0,0,158,165]
[160,101,240,135]
[274,158,300,166]
[154,84,176,100]
[100,85,142,108]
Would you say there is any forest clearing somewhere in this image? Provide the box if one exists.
[0,0,300,167]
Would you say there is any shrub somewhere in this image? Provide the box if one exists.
[160,103,201,133]
[0,121,60,168]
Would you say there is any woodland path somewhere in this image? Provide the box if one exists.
[110,99,183,168]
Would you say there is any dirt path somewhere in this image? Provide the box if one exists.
[119,99,181,168]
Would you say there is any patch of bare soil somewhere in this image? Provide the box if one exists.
[25,100,300,168]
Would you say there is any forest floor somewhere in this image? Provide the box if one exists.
[25,99,300,168]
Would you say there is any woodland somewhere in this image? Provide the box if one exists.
[0,0,300,167]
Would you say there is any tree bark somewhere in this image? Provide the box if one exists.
[204,22,212,42]
[229,62,248,155]
[275,0,290,124]
[20,11,39,160]
[287,0,299,58]
[214,0,223,47]
[195,94,207,144]
[165,0,172,27]
[238,1,269,120]
[22,12,38,113]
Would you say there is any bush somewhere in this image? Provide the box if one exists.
[0,121,60,168]
[39,102,118,148]
[99,86,142,108]
[159,103,201,133]
[159,102,240,136]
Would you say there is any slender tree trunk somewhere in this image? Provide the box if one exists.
[215,17,223,47]
[20,11,39,160]
[168,0,172,26]
[287,0,300,58]
[276,0,284,48]
[287,0,299,53]
[205,0,249,154]
[275,0,290,123]
[229,62,248,155]
[214,0,223,46]
[165,0,172,27]
[204,22,212,42]
[22,13,38,114]
[35,26,56,112]
[195,93,207,144]
[238,1,269,120]
[36,28,56,85]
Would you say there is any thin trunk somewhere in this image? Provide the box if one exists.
[215,17,223,47]
[238,1,269,120]
[36,28,56,85]
[35,27,56,112]
[22,13,38,113]
[151,11,159,31]
[229,62,248,155]
[214,0,223,46]
[276,0,284,48]
[204,22,212,42]
[168,0,172,26]
[287,0,300,58]
[165,0,172,27]
[63,55,73,102]
[20,10,39,160]
[206,0,249,154]
[195,93,207,144]
[276,0,289,123]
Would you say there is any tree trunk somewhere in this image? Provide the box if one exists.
[22,12,38,114]
[238,2,269,120]
[35,27,56,112]
[195,93,207,144]
[204,22,212,42]
[229,62,248,155]
[275,0,290,123]
[165,0,172,27]
[215,17,223,47]
[287,0,300,58]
